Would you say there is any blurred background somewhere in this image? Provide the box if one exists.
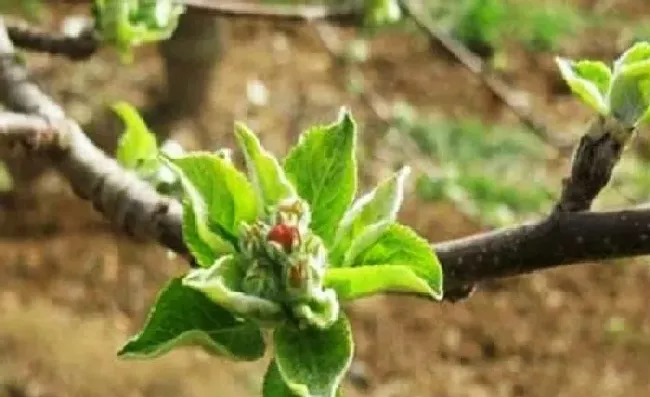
[1,0,650,396]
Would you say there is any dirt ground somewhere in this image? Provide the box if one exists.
[2,1,650,397]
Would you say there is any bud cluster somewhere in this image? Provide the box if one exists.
[238,198,338,328]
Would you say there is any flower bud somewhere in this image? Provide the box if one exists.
[267,223,300,253]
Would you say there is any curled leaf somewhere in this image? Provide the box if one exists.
[183,255,285,324]
[331,166,410,266]
[113,101,158,172]
[556,57,609,115]
[235,122,296,212]
[614,41,650,73]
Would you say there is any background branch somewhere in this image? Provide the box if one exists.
[180,0,361,25]
[6,19,97,60]
[398,0,570,152]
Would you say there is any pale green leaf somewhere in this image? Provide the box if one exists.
[168,152,258,243]
[235,122,296,211]
[113,101,158,171]
[274,315,353,397]
[331,167,410,267]
[181,199,220,267]
[573,60,612,96]
[609,73,650,126]
[118,277,265,361]
[555,57,609,115]
[614,41,650,73]
[324,265,436,301]
[284,109,357,247]
[351,223,443,300]
[161,156,234,260]
[183,256,285,324]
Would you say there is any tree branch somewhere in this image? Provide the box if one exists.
[437,208,650,294]
[1,16,648,304]
[0,18,189,261]
[554,116,634,213]
[180,0,361,25]
[6,19,98,60]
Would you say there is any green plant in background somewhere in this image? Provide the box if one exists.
[391,102,554,226]
[0,0,42,20]
[117,108,443,397]
[431,0,586,57]
[91,0,185,62]
[516,2,584,52]
[452,0,507,57]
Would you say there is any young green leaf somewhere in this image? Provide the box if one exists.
[273,315,353,397]
[351,223,443,299]
[324,264,437,301]
[263,359,301,397]
[573,60,612,96]
[161,156,235,261]
[284,110,357,247]
[169,153,258,240]
[555,57,609,115]
[113,101,158,172]
[234,122,296,211]
[92,0,184,62]
[118,277,265,361]
[614,41,650,73]
[331,167,410,267]
[181,199,221,267]
[609,72,650,126]
[183,255,285,324]
[365,0,402,26]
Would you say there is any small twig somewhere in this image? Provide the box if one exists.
[0,112,69,155]
[6,19,98,60]
[554,116,634,213]
[398,0,570,152]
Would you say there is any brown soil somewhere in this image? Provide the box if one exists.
[2,2,650,397]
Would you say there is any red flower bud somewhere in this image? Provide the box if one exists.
[267,224,300,252]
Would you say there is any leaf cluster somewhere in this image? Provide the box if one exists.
[117,107,443,397]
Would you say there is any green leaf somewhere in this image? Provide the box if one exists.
[183,255,285,324]
[113,101,158,171]
[263,359,301,397]
[331,167,410,267]
[161,156,234,261]
[274,315,353,397]
[181,198,221,267]
[118,277,265,361]
[555,57,609,115]
[324,265,436,301]
[614,41,650,73]
[351,223,443,299]
[235,122,296,211]
[365,0,402,26]
[168,152,258,247]
[284,109,357,247]
[573,60,612,96]
[609,72,650,126]
[92,0,184,62]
